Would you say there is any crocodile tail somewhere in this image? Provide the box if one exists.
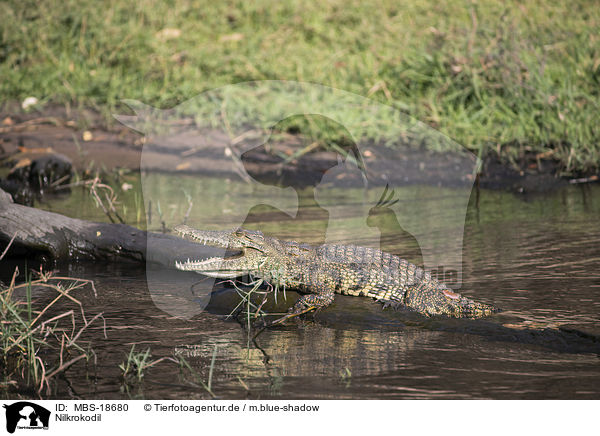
[454,295,501,318]
[403,282,500,318]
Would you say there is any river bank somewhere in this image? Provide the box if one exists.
[2,1,599,174]
[1,106,598,196]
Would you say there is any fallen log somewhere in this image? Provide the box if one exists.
[0,187,215,267]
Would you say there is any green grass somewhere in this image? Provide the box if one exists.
[0,269,101,395]
[119,344,179,385]
[118,344,219,397]
[1,0,599,172]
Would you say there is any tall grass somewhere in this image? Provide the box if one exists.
[0,267,104,395]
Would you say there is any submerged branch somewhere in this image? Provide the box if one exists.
[0,187,214,268]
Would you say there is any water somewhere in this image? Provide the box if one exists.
[4,176,600,399]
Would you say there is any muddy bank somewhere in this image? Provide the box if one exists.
[1,107,597,193]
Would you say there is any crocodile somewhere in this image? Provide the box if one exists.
[173,225,500,323]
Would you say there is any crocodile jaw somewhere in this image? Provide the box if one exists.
[174,225,269,277]
[175,256,254,278]
[174,225,242,249]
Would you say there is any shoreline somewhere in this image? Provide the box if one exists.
[1,106,597,194]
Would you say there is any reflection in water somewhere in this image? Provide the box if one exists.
[13,179,600,400]
[241,114,366,245]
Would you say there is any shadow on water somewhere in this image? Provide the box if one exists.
[199,277,600,357]
[3,250,599,400]
[3,170,600,399]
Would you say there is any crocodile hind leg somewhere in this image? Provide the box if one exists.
[269,291,335,326]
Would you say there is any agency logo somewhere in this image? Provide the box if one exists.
[3,402,50,434]
[116,81,477,319]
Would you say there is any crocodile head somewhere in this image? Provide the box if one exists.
[173,225,271,278]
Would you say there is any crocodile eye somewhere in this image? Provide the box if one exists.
[234,229,244,237]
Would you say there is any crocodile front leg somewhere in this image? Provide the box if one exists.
[270,290,335,325]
